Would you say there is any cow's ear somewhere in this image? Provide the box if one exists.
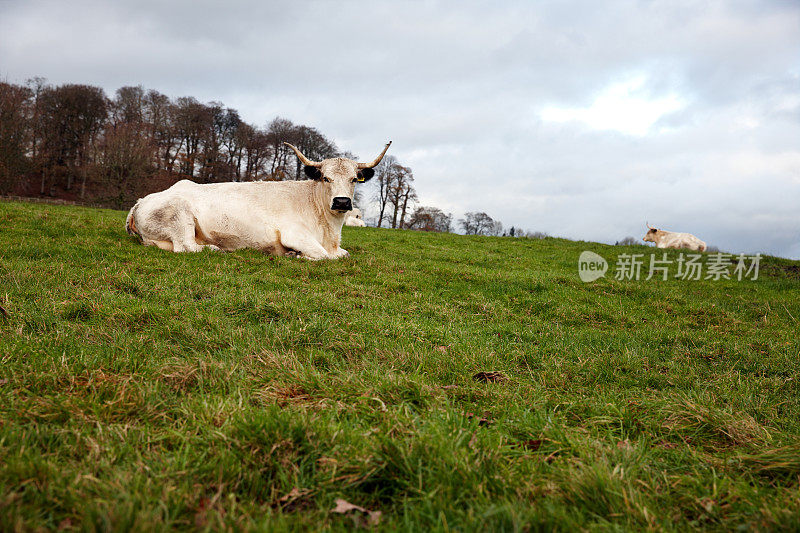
[357,168,375,182]
[304,166,322,180]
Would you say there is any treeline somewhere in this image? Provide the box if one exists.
[458,211,548,238]
[0,78,547,237]
[0,79,352,208]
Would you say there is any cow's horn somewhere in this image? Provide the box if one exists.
[646,221,655,229]
[357,141,392,169]
[284,143,321,167]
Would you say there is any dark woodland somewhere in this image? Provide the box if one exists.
[0,79,351,208]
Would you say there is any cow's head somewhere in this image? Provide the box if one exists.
[642,223,659,243]
[284,141,391,214]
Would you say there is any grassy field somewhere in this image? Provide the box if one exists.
[1,199,799,531]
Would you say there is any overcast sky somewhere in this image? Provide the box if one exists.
[2,0,798,257]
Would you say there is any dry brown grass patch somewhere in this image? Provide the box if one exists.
[661,396,772,447]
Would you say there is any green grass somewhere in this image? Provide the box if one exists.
[1,199,799,531]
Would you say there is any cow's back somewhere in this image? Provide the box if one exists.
[659,231,706,251]
[131,180,317,252]
[143,180,310,219]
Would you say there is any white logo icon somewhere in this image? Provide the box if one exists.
[578,251,608,282]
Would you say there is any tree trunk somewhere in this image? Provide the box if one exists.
[377,183,387,228]
[377,199,386,228]
[399,190,411,228]
[391,198,400,229]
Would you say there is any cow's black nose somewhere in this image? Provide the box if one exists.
[331,197,352,211]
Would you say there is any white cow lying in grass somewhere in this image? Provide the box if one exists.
[344,208,366,227]
[642,223,707,251]
[125,142,391,260]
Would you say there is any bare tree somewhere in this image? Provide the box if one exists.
[386,163,416,228]
[290,125,338,179]
[265,117,296,180]
[459,212,500,235]
[198,102,237,183]
[173,97,212,179]
[38,84,108,197]
[405,206,452,232]
[488,219,503,236]
[219,108,244,180]
[112,86,146,126]
[97,122,154,208]
[241,124,272,181]
[0,83,33,194]
[145,90,180,172]
[372,155,397,228]
[25,77,48,169]
[102,86,156,204]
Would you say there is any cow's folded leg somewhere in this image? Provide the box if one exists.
[175,243,222,253]
[171,216,209,253]
[279,231,331,260]
[172,235,204,253]
[298,243,331,260]
[143,239,174,251]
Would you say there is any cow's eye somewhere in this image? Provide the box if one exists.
[323,176,332,183]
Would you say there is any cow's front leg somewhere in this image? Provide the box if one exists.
[279,230,332,260]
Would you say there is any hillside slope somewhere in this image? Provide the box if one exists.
[1,199,799,530]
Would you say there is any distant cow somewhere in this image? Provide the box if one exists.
[126,142,391,260]
[642,223,707,251]
[344,208,366,227]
